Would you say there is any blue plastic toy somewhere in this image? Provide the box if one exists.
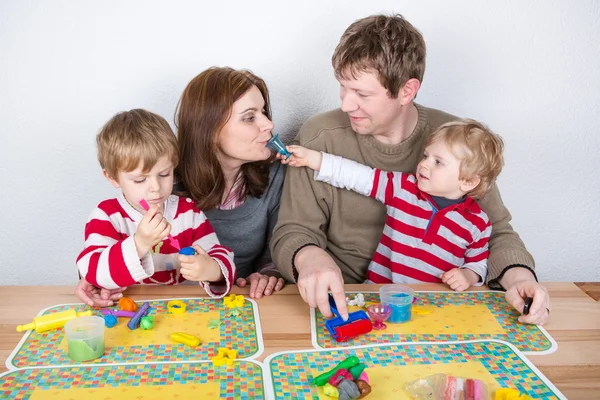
[265,134,292,158]
[178,247,196,256]
[325,294,372,342]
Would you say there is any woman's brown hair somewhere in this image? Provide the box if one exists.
[175,67,273,210]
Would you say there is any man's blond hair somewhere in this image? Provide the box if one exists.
[332,14,426,98]
[97,109,178,180]
[426,119,505,199]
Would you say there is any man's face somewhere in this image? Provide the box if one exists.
[338,70,404,140]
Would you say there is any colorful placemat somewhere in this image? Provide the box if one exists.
[7,297,263,370]
[311,291,556,354]
[265,340,565,399]
[0,360,264,400]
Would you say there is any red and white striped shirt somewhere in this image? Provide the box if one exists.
[316,154,490,285]
[76,194,235,298]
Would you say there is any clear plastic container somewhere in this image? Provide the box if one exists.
[64,315,105,361]
[380,285,414,323]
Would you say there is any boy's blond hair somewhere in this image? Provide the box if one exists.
[426,119,505,199]
[97,109,178,180]
[332,14,426,99]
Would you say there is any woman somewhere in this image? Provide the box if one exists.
[175,67,286,299]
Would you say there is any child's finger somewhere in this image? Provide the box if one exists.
[140,205,159,225]
[236,277,247,287]
[192,244,208,256]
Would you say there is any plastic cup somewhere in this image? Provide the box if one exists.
[64,316,105,361]
[265,134,292,158]
[380,285,414,323]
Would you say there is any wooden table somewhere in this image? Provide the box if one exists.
[1,283,599,399]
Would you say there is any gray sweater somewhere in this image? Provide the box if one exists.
[204,162,286,279]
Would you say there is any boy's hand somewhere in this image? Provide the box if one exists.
[280,145,323,170]
[134,204,171,257]
[178,245,224,282]
[441,268,479,292]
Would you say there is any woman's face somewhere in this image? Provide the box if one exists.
[218,85,274,168]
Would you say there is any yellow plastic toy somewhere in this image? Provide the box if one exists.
[494,388,533,400]
[223,294,245,309]
[323,383,340,398]
[170,332,200,347]
[16,310,93,333]
[167,300,187,314]
[212,347,238,366]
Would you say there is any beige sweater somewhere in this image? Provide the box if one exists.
[271,104,535,288]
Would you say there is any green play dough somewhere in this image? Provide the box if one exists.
[67,338,105,361]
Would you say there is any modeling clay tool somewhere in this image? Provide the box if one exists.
[325,293,372,342]
[138,199,181,250]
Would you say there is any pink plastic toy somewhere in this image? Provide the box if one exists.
[367,303,392,330]
[139,199,180,250]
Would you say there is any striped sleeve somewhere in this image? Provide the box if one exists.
[190,209,236,298]
[314,153,384,202]
[461,213,492,285]
[75,205,154,289]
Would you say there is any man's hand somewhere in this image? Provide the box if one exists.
[134,204,171,257]
[441,268,479,292]
[178,245,224,282]
[295,246,348,320]
[505,279,550,325]
[74,279,126,307]
[236,272,285,299]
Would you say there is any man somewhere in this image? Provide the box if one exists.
[271,14,550,325]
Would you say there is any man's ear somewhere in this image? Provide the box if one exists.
[103,170,121,189]
[460,176,481,193]
[398,78,421,106]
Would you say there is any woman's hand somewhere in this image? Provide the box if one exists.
[236,272,285,299]
[74,278,126,307]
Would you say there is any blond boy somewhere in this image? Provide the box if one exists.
[284,119,504,291]
[76,109,235,299]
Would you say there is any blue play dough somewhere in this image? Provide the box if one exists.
[178,247,196,256]
[387,293,413,323]
[104,314,118,328]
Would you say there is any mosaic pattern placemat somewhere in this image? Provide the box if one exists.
[7,297,263,370]
[311,291,556,354]
[0,360,264,400]
[265,340,565,399]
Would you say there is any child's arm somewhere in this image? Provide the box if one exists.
[441,219,491,291]
[76,204,167,290]
[285,145,405,205]
[177,209,235,298]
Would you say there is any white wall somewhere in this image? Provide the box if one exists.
[1,0,599,285]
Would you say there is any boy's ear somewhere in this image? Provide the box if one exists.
[398,78,421,106]
[103,170,121,189]
[460,176,481,193]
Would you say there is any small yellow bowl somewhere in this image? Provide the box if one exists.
[167,300,187,314]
